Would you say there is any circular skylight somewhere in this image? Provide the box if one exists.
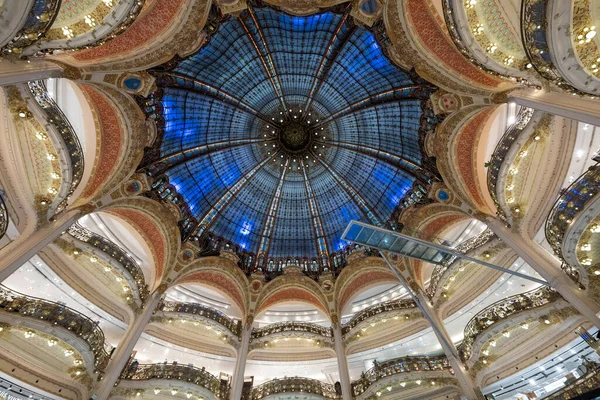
[140,5,435,270]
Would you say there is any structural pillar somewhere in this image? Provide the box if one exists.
[380,253,482,400]
[510,89,600,127]
[93,287,166,400]
[332,323,352,400]
[0,208,81,282]
[230,324,252,400]
[415,292,484,400]
[485,217,600,327]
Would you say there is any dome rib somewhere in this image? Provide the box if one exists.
[303,9,355,113]
[155,71,277,126]
[238,8,288,111]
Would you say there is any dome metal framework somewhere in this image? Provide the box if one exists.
[139,4,437,274]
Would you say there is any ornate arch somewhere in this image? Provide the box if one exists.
[101,197,181,287]
[400,203,472,285]
[72,83,148,204]
[173,256,250,317]
[334,257,398,315]
[254,271,330,318]
[433,104,498,213]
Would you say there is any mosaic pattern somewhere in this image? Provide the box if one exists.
[144,6,434,263]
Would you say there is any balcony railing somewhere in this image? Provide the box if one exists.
[0,0,61,56]
[121,362,228,399]
[351,356,452,396]
[342,298,417,335]
[546,165,600,282]
[0,193,7,241]
[0,285,113,372]
[158,301,242,338]
[67,223,149,302]
[487,107,535,222]
[426,228,496,299]
[521,0,586,95]
[252,322,332,340]
[545,363,600,399]
[26,81,84,216]
[457,286,560,361]
[250,377,340,399]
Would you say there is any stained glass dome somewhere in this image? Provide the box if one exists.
[140,5,436,270]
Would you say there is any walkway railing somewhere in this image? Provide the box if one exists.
[0,0,61,56]
[351,356,452,397]
[26,80,85,216]
[0,285,113,372]
[67,223,149,302]
[121,362,228,399]
[457,286,560,361]
[426,228,496,299]
[486,107,534,222]
[545,363,600,399]
[252,321,332,340]
[250,377,340,399]
[342,298,417,335]
[158,301,242,338]
[0,193,7,241]
[546,165,600,282]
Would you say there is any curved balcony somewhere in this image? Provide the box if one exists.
[23,0,145,56]
[487,107,537,222]
[67,223,149,303]
[546,165,600,284]
[0,0,61,56]
[252,322,332,340]
[521,0,589,95]
[457,286,561,362]
[0,285,113,372]
[156,301,242,339]
[342,298,417,336]
[426,228,496,300]
[250,377,340,399]
[120,362,228,399]
[441,0,530,81]
[351,356,453,397]
[0,193,7,240]
[25,81,84,217]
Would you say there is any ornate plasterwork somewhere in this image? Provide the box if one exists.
[102,197,181,286]
[75,83,147,203]
[174,256,251,316]
[334,257,398,314]
[4,87,61,210]
[58,0,210,72]
[383,0,493,96]
[434,104,497,213]
[254,270,330,317]
[395,0,510,94]
[263,0,347,15]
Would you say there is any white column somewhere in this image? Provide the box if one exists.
[0,60,63,86]
[0,208,81,282]
[230,324,251,400]
[416,292,483,400]
[485,217,600,327]
[510,89,600,127]
[93,289,165,400]
[380,253,481,399]
[332,324,352,400]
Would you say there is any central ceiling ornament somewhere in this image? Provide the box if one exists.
[138,4,439,276]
